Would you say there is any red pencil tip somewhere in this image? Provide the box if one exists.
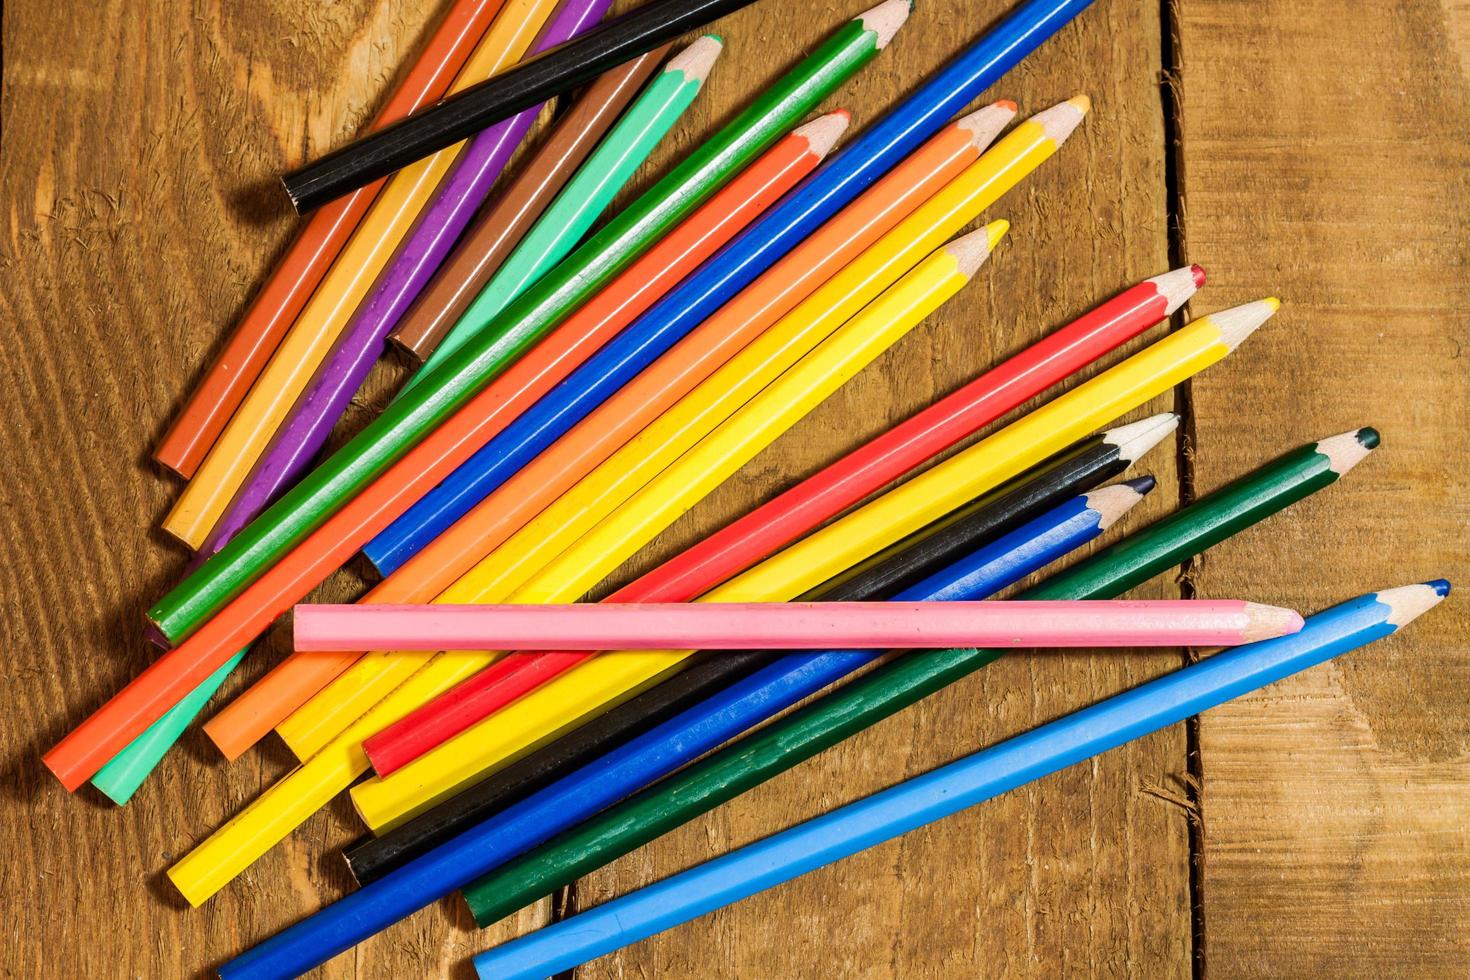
[995,99,1018,112]
[833,108,852,121]
[1190,263,1206,287]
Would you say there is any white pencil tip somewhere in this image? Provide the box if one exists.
[858,0,912,49]
[1201,297,1278,352]
[1086,477,1154,530]
[1314,427,1380,476]
[793,110,852,159]
[1378,581,1451,628]
[1146,264,1207,316]
[955,101,1019,152]
[1032,95,1090,145]
[667,35,724,85]
[1104,412,1180,463]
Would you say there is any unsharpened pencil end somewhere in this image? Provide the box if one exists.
[1088,477,1155,530]
[859,0,912,49]
[1379,581,1451,628]
[1314,427,1380,476]
[1033,95,1090,145]
[1147,265,1207,316]
[1106,412,1180,464]
[667,35,724,85]
[793,110,852,160]
[1204,298,1279,352]
[946,221,1006,276]
[1242,603,1306,642]
[956,101,1019,152]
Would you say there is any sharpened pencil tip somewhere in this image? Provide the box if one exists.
[956,101,1019,152]
[1201,298,1278,352]
[859,0,912,49]
[1378,582,1451,627]
[1242,603,1305,642]
[985,219,1010,250]
[1314,427,1380,476]
[1033,96,1089,145]
[1105,412,1180,463]
[1356,426,1381,449]
[1123,475,1157,495]
[945,222,1004,276]
[793,111,852,160]
[667,35,723,84]
[1146,265,1206,316]
[996,98,1018,112]
[1087,479,1153,529]
[1190,264,1206,287]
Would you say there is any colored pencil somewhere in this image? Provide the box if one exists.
[365,95,1065,577]
[142,1,893,651]
[402,36,720,394]
[300,598,1297,652]
[194,32,702,578]
[463,583,1448,980]
[151,0,506,478]
[200,117,839,763]
[158,0,565,550]
[282,0,767,212]
[458,427,1381,925]
[277,223,1003,766]
[389,47,672,360]
[213,481,1147,978]
[350,423,1170,869]
[348,300,1277,822]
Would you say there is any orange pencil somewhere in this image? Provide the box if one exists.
[153,0,505,477]
[200,117,841,761]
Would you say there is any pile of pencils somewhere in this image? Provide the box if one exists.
[40,0,1449,976]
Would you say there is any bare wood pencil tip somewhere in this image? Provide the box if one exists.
[1105,412,1179,464]
[667,35,724,84]
[793,110,852,159]
[859,0,913,49]
[1242,603,1306,642]
[1203,297,1279,352]
[944,221,1007,276]
[1314,426,1380,476]
[956,101,1019,151]
[1086,477,1154,530]
[1031,95,1089,146]
[1146,264,1206,316]
[1379,581,1451,628]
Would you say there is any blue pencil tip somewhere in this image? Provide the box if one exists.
[1123,475,1157,494]
[1426,579,1452,597]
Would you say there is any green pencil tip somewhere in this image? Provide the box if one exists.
[705,33,724,43]
[1355,426,1381,449]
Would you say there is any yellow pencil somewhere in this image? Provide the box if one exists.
[160,0,559,548]
[164,223,1003,905]
[344,297,1280,830]
[274,96,1088,762]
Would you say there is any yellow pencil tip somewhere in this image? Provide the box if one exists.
[985,220,1010,249]
[1067,94,1092,114]
[1265,296,1282,311]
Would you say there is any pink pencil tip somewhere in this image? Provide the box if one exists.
[1190,264,1206,287]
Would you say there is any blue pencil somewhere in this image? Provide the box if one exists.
[471,581,1449,979]
[362,0,1099,575]
[215,483,1138,980]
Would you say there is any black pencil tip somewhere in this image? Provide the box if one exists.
[1355,426,1381,449]
[1123,475,1157,495]
[1427,578,1452,597]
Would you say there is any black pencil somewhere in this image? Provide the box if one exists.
[284,0,763,212]
[341,412,1176,884]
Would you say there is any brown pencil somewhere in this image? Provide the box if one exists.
[390,44,672,362]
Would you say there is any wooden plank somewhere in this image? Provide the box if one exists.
[565,2,1194,976]
[1177,0,1470,973]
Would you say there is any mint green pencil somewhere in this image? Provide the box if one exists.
[403,35,723,391]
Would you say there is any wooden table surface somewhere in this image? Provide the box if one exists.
[3,0,1467,976]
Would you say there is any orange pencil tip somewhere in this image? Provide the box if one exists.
[834,108,852,121]
[995,99,1018,112]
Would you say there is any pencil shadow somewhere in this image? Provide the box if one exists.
[228,173,296,228]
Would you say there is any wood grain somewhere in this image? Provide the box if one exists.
[0,0,1464,976]
[1177,0,1470,973]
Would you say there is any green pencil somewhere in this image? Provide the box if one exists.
[147,6,895,644]
[462,427,1380,925]
[403,36,723,393]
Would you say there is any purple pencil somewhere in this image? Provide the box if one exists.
[191,0,612,570]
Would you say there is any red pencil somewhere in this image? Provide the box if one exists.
[360,266,1204,775]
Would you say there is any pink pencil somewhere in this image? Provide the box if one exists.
[292,601,1303,652]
